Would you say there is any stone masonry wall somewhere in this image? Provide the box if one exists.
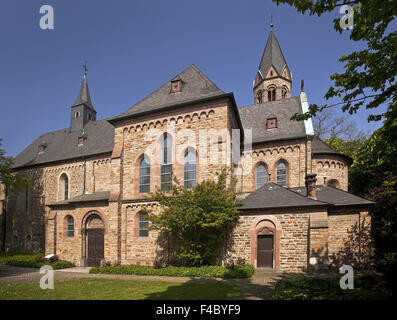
[227,211,310,272]
[115,98,236,202]
[328,209,370,266]
[47,204,110,266]
[5,153,111,253]
[238,138,307,193]
[312,154,349,191]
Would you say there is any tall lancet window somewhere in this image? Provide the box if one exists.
[184,149,197,189]
[257,90,263,104]
[268,87,276,101]
[276,162,287,187]
[139,155,150,193]
[256,164,266,189]
[161,134,173,191]
[60,173,69,200]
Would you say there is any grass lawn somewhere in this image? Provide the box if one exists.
[271,274,391,300]
[0,278,239,300]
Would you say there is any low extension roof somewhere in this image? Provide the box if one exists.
[239,182,329,210]
[12,119,114,169]
[239,182,373,211]
[47,191,110,207]
[291,185,374,207]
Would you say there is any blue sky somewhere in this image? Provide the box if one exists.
[0,0,385,157]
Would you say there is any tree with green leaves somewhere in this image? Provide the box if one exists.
[275,0,397,122]
[145,169,240,267]
[0,138,27,194]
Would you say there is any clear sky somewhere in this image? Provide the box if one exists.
[0,0,386,157]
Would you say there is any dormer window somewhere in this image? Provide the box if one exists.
[38,144,46,154]
[171,80,182,93]
[267,117,277,129]
[78,136,86,146]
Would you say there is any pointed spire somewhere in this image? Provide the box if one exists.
[257,24,288,78]
[72,63,95,110]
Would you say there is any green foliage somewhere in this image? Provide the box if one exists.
[324,137,365,165]
[0,252,74,270]
[349,108,397,197]
[271,274,391,300]
[0,138,28,194]
[276,0,397,122]
[90,264,255,279]
[146,168,240,266]
[368,184,397,297]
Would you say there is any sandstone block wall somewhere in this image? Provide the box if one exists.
[238,138,308,193]
[312,154,349,191]
[328,209,371,266]
[227,211,310,272]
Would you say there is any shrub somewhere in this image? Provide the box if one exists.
[0,252,74,270]
[90,264,255,279]
[271,275,391,300]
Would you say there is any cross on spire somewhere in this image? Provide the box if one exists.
[83,61,88,75]
[270,14,274,29]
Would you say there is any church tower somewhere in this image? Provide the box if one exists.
[253,24,292,104]
[70,68,97,131]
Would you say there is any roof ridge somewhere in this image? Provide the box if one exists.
[238,96,300,110]
[272,182,330,204]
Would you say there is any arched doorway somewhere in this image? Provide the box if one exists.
[82,212,105,267]
[257,227,274,268]
[250,215,282,269]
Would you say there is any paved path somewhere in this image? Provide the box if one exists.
[0,265,286,300]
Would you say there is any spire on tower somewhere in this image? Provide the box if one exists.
[72,62,94,110]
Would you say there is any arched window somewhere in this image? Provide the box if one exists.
[327,179,339,189]
[139,214,149,237]
[276,162,287,187]
[184,149,197,189]
[161,134,173,191]
[256,164,266,189]
[60,173,69,200]
[282,88,287,99]
[139,155,150,193]
[257,90,263,104]
[67,216,74,237]
[268,87,276,101]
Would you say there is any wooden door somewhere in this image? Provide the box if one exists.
[257,234,273,268]
[87,229,104,267]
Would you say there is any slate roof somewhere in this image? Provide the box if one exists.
[119,64,225,118]
[72,74,95,111]
[311,136,353,165]
[48,191,110,207]
[238,96,306,143]
[257,26,289,77]
[12,119,114,169]
[239,182,329,210]
[291,185,374,207]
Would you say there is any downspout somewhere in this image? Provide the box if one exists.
[2,187,7,252]
[305,137,308,183]
[83,159,86,194]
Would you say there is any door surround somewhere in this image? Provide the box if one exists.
[81,210,106,267]
[250,215,282,269]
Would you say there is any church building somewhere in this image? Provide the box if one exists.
[0,25,372,272]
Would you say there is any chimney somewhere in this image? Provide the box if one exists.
[305,173,317,199]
